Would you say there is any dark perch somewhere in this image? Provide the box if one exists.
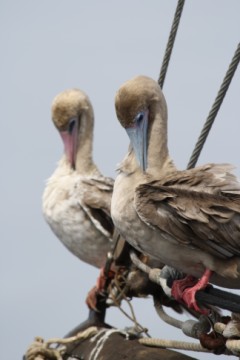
[62,302,198,360]
[63,327,198,360]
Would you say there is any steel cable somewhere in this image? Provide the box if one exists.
[158,0,185,88]
[187,43,240,169]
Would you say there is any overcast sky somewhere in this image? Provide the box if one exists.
[1,1,240,359]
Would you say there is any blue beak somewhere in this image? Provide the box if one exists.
[126,110,148,172]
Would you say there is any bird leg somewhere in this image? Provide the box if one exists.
[86,266,116,311]
[171,269,213,314]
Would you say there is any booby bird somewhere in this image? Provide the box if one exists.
[111,75,240,312]
[42,89,114,269]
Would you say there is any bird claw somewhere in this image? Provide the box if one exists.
[171,275,209,315]
[86,266,116,311]
[171,275,198,302]
[181,286,209,315]
[85,286,100,312]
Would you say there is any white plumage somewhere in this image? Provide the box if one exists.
[43,89,114,268]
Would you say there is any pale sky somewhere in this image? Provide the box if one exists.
[1,1,240,359]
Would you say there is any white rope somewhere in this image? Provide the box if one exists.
[89,329,126,360]
[139,337,210,352]
[214,313,240,356]
[25,327,98,360]
[214,321,226,334]
[130,251,163,286]
[226,340,240,355]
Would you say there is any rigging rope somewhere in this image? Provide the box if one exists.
[139,337,210,352]
[154,299,210,339]
[187,42,240,169]
[158,0,185,88]
[25,327,98,360]
[108,270,151,337]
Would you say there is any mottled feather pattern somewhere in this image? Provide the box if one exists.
[82,176,114,191]
[159,164,240,194]
[135,165,240,257]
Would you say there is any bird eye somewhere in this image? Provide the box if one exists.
[135,111,144,123]
[68,118,76,134]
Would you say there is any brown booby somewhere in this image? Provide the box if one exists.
[111,75,240,312]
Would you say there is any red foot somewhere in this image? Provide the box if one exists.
[171,275,198,302]
[171,269,213,314]
[86,286,99,311]
[85,267,115,311]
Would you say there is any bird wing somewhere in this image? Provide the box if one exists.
[135,164,240,257]
[80,176,114,239]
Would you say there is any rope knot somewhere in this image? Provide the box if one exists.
[24,327,98,360]
[25,336,66,360]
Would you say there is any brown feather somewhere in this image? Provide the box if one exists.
[112,75,240,286]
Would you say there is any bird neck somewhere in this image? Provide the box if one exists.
[147,102,175,175]
[75,109,96,174]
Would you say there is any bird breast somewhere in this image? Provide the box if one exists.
[111,170,149,252]
[42,169,110,268]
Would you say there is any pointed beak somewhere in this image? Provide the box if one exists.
[60,119,78,169]
[126,110,148,172]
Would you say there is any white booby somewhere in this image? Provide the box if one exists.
[111,75,240,312]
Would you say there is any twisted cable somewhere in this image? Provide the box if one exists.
[187,42,240,169]
[158,0,185,88]
[139,337,210,352]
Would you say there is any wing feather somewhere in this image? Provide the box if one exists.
[135,164,240,257]
[79,176,114,238]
